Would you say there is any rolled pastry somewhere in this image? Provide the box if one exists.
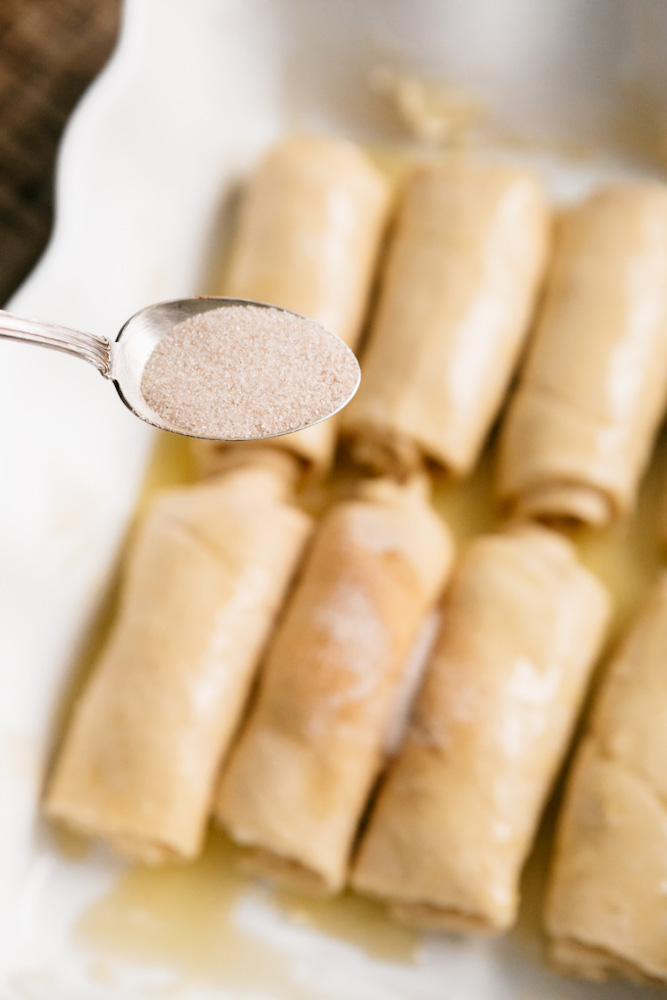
[545,574,667,985]
[498,182,667,527]
[351,524,610,933]
[194,135,390,478]
[342,159,549,478]
[215,478,454,894]
[45,462,312,863]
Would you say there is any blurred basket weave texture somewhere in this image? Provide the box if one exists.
[0,0,121,304]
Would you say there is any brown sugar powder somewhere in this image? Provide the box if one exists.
[140,303,360,440]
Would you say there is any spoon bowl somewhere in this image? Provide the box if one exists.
[0,297,361,441]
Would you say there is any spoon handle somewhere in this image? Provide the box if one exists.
[0,308,112,377]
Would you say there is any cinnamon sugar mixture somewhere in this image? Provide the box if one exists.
[141,303,359,439]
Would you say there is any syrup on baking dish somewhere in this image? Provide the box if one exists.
[77,830,417,996]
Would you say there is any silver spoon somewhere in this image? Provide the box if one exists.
[0,297,361,440]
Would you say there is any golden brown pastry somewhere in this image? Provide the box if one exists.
[545,574,667,985]
[194,135,390,477]
[351,524,610,933]
[498,182,667,528]
[45,462,312,863]
[215,478,454,894]
[342,159,549,479]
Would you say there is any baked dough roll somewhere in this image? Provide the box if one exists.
[45,463,312,863]
[342,159,549,478]
[498,183,667,528]
[545,574,667,985]
[194,134,390,478]
[351,525,610,933]
[215,478,454,894]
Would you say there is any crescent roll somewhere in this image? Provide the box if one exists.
[215,478,454,894]
[342,159,549,479]
[45,462,312,863]
[194,134,390,477]
[498,182,667,527]
[545,574,667,985]
[351,524,610,933]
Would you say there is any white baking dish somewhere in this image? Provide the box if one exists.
[1,1,665,996]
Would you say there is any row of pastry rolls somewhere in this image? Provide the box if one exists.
[194,136,667,536]
[193,135,391,478]
[545,572,667,986]
[45,465,455,873]
[45,457,312,862]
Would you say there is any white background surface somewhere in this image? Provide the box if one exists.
[1,1,665,997]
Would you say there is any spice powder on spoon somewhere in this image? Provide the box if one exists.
[140,303,360,440]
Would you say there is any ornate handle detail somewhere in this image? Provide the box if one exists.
[0,308,112,377]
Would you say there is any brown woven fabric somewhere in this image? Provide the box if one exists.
[0,0,121,303]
